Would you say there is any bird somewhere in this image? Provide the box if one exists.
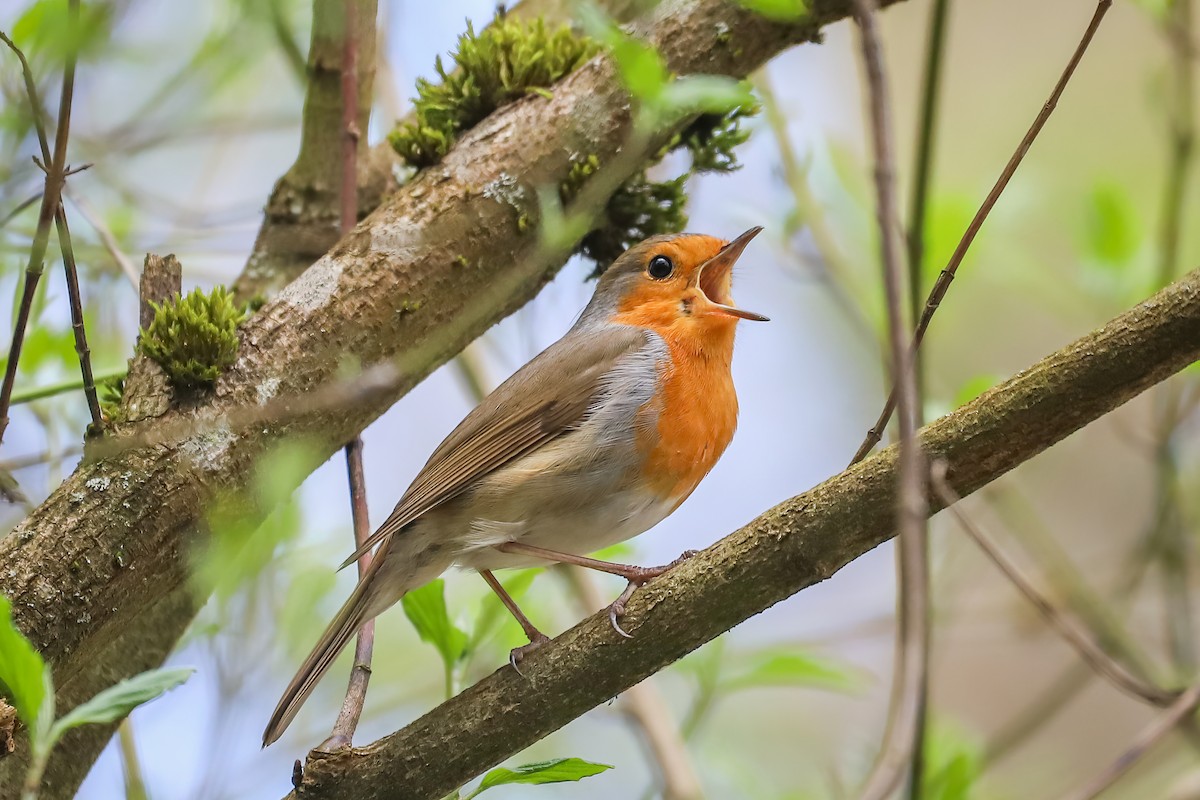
[263,227,767,747]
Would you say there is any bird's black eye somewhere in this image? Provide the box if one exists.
[647,254,673,280]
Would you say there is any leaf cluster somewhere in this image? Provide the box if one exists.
[137,286,245,390]
[0,593,192,798]
[389,17,599,168]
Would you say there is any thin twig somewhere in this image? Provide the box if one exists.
[117,720,149,800]
[848,0,1114,465]
[931,466,1179,707]
[1153,0,1197,681]
[1,193,41,229]
[0,3,81,445]
[55,205,103,430]
[898,5,949,794]
[1061,683,1200,800]
[850,3,928,799]
[10,366,126,406]
[326,0,375,751]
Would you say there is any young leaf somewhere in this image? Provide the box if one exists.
[0,594,48,734]
[48,666,194,743]
[736,0,809,21]
[469,758,612,797]
[721,649,864,694]
[402,579,468,669]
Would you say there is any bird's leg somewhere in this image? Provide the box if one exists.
[495,541,700,638]
[479,569,549,672]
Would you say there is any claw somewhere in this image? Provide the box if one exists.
[508,632,550,676]
[606,580,640,639]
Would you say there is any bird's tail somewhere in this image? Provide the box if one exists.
[262,536,445,747]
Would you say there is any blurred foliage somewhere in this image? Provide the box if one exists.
[137,286,244,390]
[465,758,612,798]
[389,16,599,167]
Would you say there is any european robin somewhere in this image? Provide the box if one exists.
[263,227,766,746]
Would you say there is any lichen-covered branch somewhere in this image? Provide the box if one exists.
[0,2,888,796]
[290,267,1200,800]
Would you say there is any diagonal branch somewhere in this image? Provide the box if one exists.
[289,268,1200,800]
[0,2,890,797]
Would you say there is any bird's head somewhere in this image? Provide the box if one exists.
[587,227,768,338]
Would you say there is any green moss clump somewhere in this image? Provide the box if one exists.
[389,17,599,168]
[679,103,759,173]
[581,175,688,271]
[138,287,245,390]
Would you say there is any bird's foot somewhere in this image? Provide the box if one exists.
[509,631,551,675]
[606,549,701,638]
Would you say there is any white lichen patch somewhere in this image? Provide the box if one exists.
[257,377,281,406]
[181,425,236,470]
[482,172,528,209]
[277,254,343,313]
[85,476,111,492]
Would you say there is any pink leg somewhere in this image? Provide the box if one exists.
[479,569,549,671]
[495,541,699,638]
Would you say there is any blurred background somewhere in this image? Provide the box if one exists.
[2,0,1198,797]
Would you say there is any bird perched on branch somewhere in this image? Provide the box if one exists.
[263,227,767,747]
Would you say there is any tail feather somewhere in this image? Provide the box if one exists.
[262,562,381,747]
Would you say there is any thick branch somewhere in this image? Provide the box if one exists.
[0,1,879,796]
[291,269,1200,800]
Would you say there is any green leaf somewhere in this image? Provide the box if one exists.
[722,649,864,694]
[471,758,612,796]
[735,0,809,22]
[49,667,193,743]
[1083,182,1140,268]
[954,373,1003,408]
[577,4,668,105]
[402,579,468,669]
[920,720,983,800]
[0,593,48,735]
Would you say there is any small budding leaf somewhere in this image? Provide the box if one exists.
[49,667,194,743]
[1084,182,1140,269]
[402,579,468,669]
[735,0,809,21]
[721,649,864,694]
[471,758,613,796]
[0,594,48,737]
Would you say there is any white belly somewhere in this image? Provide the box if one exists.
[452,490,677,571]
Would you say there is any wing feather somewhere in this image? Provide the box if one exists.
[339,325,651,568]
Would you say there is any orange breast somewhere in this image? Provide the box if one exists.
[635,333,738,508]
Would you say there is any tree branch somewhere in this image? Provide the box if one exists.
[290,267,1200,800]
[0,2,884,796]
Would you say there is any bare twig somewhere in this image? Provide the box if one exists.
[326,0,376,751]
[1062,683,1200,800]
[0,2,82,445]
[849,0,1114,465]
[850,3,929,799]
[1,194,41,229]
[932,466,1179,707]
[1152,0,1197,680]
[55,206,103,431]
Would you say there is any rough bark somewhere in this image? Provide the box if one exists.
[0,1,891,796]
[290,267,1200,800]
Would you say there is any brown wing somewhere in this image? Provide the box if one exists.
[339,324,650,568]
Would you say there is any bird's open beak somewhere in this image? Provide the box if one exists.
[695,226,769,322]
